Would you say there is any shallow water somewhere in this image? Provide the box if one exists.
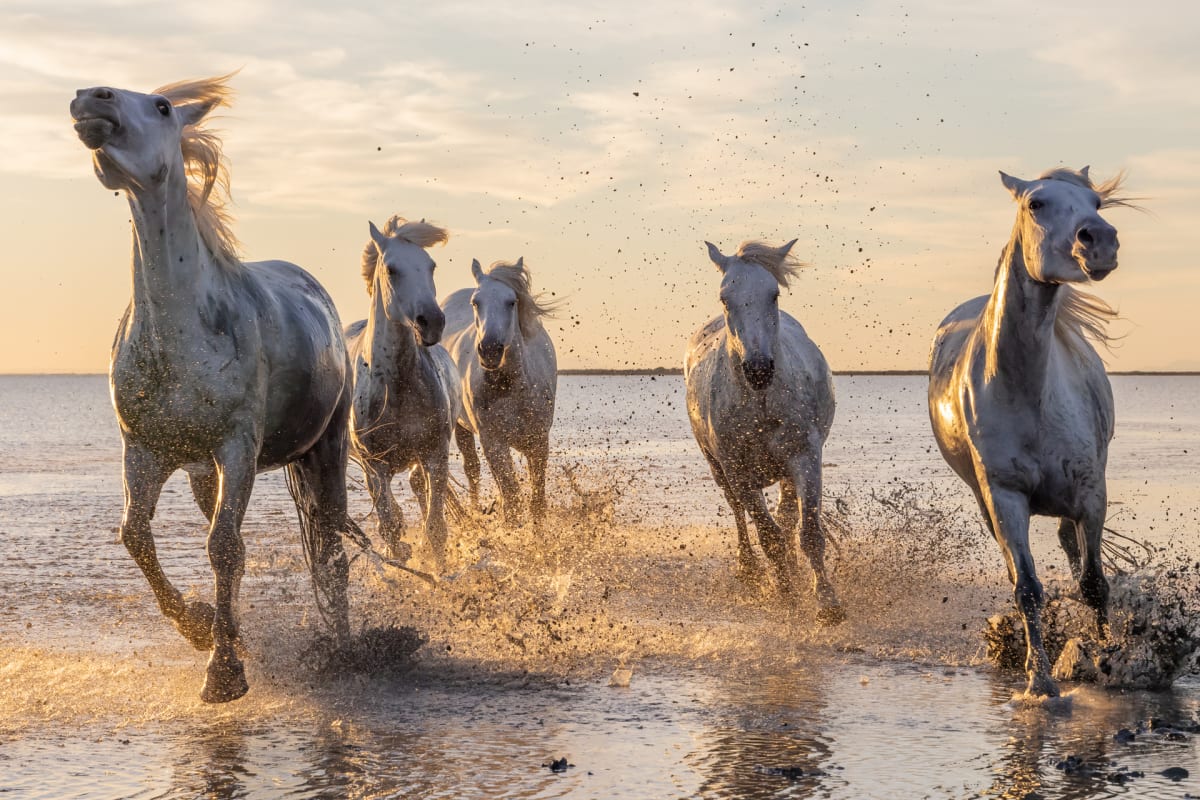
[1,374,1198,798]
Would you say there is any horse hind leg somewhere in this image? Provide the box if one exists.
[122,443,215,651]
[776,480,799,534]
[1075,512,1110,638]
[1056,517,1083,580]
[188,468,218,523]
[736,478,801,601]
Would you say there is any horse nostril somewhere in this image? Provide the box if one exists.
[415,314,428,329]
[1078,227,1094,245]
[93,88,114,101]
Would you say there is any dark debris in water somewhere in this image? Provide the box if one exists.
[544,757,573,773]
[1161,767,1190,781]
[756,765,824,780]
[304,625,426,676]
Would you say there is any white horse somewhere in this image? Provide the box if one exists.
[441,258,558,528]
[69,76,358,703]
[929,167,1128,697]
[685,240,842,623]
[346,216,462,571]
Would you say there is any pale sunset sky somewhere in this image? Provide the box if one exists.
[1,0,1198,372]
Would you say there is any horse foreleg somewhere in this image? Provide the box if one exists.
[120,443,213,649]
[363,461,405,561]
[983,487,1057,697]
[200,435,256,704]
[527,435,550,533]
[481,435,523,526]
[455,423,482,511]
[776,480,799,534]
[701,449,760,585]
[420,447,451,572]
[1076,509,1110,639]
[792,454,843,625]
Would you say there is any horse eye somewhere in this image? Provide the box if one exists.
[1029,199,1044,211]
[155,99,171,117]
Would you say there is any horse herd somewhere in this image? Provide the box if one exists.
[69,75,1128,704]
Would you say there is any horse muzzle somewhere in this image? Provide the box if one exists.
[742,357,774,391]
[1075,225,1119,281]
[414,309,445,346]
[477,340,505,371]
[71,89,120,150]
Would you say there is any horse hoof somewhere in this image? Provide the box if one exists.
[1025,673,1060,699]
[174,601,215,650]
[817,604,847,627]
[201,653,249,704]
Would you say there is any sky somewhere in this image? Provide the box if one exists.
[2,0,1199,372]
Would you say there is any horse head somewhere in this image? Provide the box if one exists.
[70,78,227,193]
[1001,167,1120,283]
[366,220,446,346]
[470,257,523,371]
[706,239,799,391]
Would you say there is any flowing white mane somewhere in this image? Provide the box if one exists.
[733,240,806,288]
[153,75,239,269]
[360,215,449,293]
[480,259,561,337]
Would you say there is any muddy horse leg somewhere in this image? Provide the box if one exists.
[526,434,550,533]
[982,485,1057,697]
[701,449,761,585]
[481,434,523,526]
[363,459,405,561]
[200,432,257,704]
[793,450,843,625]
[120,442,214,650]
[735,477,800,600]
[1076,505,1110,639]
[455,423,482,511]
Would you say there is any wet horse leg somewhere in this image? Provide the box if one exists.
[188,468,218,523]
[200,433,257,704]
[776,480,799,534]
[526,434,550,533]
[481,434,523,526]
[455,423,482,511]
[982,486,1057,697]
[1076,506,1110,638]
[363,460,405,561]
[1056,517,1082,579]
[121,443,215,650]
[700,449,760,584]
[415,445,451,571]
[734,477,800,600]
[792,452,843,624]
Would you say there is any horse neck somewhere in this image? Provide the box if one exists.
[980,232,1063,392]
[125,168,220,330]
[364,290,421,381]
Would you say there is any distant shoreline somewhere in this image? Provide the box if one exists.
[5,370,1200,378]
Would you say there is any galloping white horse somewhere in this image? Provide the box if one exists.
[70,76,357,703]
[685,240,842,623]
[346,216,461,570]
[929,167,1127,697]
[441,258,558,528]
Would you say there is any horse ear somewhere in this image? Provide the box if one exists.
[471,258,484,283]
[999,171,1030,199]
[777,238,798,259]
[1080,165,1091,181]
[368,221,387,252]
[175,100,218,129]
[705,241,729,272]
[515,256,524,269]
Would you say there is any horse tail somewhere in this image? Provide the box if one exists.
[284,462,350,633]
